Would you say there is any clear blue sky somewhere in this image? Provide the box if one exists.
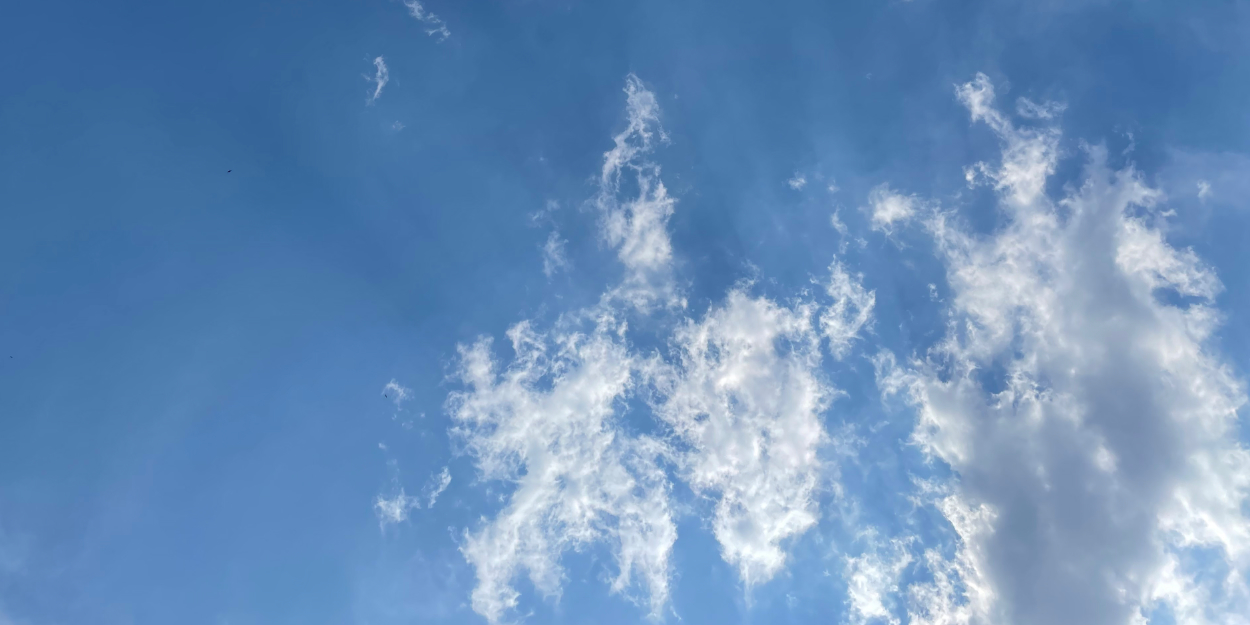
[3,1,1250,624]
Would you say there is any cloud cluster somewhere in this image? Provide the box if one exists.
[874,73,1250,625]
[447,76,876,622]
[427,69,1249,625]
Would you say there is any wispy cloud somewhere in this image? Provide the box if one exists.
[595,74,681,311]
[529,199,560,224]
[541,231,569,277]
[423,466,450,508]
[788,173,808,190]
[1015,97,1067,120]
[830,210,848,236]
[374,489,420,528]
[820,259,875,359]
[382,379,411,409]
[957,73,1060,206]
[366,56,389,104]
[374,461,451,529]
[403,0,450,41]
[375,455,420,530]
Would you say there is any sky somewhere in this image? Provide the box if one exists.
[2,1,1250,624]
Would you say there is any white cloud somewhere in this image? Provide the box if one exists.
[541,231,569,277]
[390,121,406,132]
[594,74,682,311]
[1198,179,1212,201]
[451,317,676,623]
[845,532,913,625]
[424,466,451,508]
[366,56,389,104]
[789,173,809,190]
[382,379,411,409]
[654,291,833,589]
[403,0,450,41]
[866,184,919,233]
[874,73,1250,625]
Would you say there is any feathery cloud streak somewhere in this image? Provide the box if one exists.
[366,56,388,104]
[403,0,450,41]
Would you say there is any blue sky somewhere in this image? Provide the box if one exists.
[3,1,1250,624]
